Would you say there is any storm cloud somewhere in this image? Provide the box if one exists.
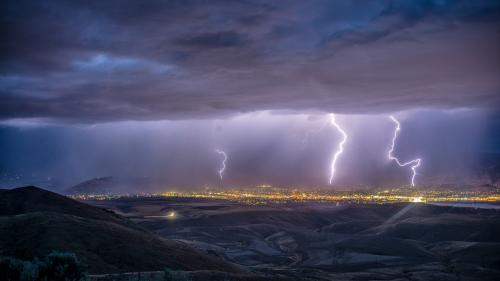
[1,0,499,122]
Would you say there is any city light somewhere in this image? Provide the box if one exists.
[166,211,176,219]
[70,186,499,206]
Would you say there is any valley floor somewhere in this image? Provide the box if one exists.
[87,198,500,281]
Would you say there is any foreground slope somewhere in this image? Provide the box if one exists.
[107,198,500,280]
[0,186,238,274]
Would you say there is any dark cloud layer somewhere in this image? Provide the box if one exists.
[1,0,500,122]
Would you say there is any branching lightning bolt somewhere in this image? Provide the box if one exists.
[388,116,421,187]
[329,114,348,185]
[215,149,227,181]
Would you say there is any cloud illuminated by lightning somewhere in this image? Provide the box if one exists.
[215,149,227,180]
[329,114,348,185]
[301,119,330,145]
[388,115,421,187]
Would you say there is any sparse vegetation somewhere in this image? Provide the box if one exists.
[0,251,88,281]
[163,268,191,281]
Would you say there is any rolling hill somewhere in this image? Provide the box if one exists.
[0,186,239,274]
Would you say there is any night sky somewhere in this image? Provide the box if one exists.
[1,1,499,190]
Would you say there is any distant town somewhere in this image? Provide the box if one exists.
[70,185,500,205]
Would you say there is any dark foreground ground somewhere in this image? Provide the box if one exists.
[1,187,499,280]
[88,197,500,281]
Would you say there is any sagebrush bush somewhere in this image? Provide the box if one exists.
[163,268,191,281]
[0,251,88,281]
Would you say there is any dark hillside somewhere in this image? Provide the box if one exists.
[0,186,239,274]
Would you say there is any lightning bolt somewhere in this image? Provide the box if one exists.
[388,116,421,187]
[215,149,227,181]
[329,114,348,185]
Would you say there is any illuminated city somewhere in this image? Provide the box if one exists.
[70,185,500,205]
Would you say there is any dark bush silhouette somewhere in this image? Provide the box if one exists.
[164,268,191,281]
[0,256,24,281]
[38,252,87,281]
[0,252,87,281]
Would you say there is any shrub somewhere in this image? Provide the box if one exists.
[0,256,23,281]
[38,251,87,281]
[21,259,43,281]
[163,268,191,281]
[0,252,88,281]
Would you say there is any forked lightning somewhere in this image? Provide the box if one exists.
[388,116,421,187]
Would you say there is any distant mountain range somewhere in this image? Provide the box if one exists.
[65,177,117,195]
[64,176,159,195]
[0,186,239,274]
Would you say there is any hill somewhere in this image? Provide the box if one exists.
[0,186,239,274]
[64,177,117,195]
[64,177,160,195]
[0,186,126,223]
